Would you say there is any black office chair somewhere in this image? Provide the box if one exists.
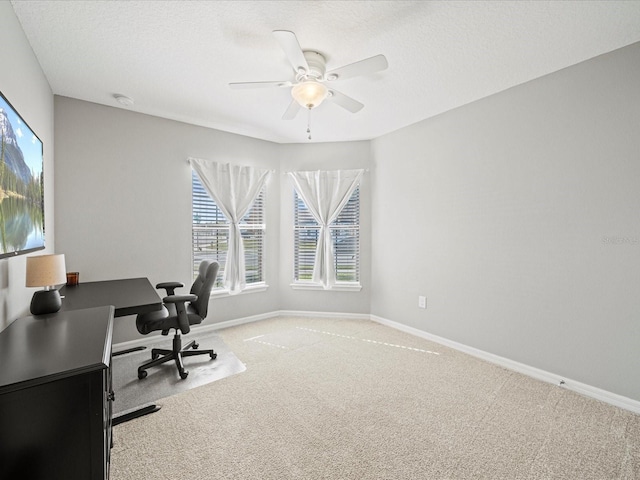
[135,261,219,380]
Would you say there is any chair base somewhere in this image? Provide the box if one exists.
[138,332,216,380]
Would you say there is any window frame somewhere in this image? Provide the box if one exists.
[191,172,267,295]
[291,185,361,291]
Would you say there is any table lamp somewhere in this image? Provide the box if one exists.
[26,253,67,315]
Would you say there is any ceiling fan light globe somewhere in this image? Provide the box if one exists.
[291,80,328,109]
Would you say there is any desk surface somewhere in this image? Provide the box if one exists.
[0,306,114,393]
[60,277,162,317]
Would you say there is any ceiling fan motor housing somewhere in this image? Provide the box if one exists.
[299,51,326,81]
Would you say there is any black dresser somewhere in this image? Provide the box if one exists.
[0,306,115,480]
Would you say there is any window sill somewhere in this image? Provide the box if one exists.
[290,282,362,292]
[210,283,269,298]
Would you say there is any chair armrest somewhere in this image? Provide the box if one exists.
[163,294,197,304]
[163,294,198,334]
[156,281,184,296]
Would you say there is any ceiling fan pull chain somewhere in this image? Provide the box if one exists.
[307,107,312,140]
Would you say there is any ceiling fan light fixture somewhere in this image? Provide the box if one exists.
[291,80,328,109]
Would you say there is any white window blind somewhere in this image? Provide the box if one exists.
[192,172,265,287]
[294,186,360,283]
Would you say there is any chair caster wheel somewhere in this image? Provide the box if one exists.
[192,342,199,349]
[210,352,217,360]
[138,370,147,380]
[179,370,189,380]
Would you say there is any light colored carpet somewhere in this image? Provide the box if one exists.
[112,331,245,417]
[110,316,640,479]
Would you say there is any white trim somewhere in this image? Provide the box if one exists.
[113,310,640,414]
[277,310,370,320]
[290,283,362,292]
[210,283,268,298]
[197,310,280,333]
[370,314,640,415]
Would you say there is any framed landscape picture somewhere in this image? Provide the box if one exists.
[0,91,45,258]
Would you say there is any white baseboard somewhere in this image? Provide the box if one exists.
[198,310,281,333]
[371,314,640,415]
[277,310,371,320]
[113,310,640,414]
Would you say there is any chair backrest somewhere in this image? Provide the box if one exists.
[189,261,219,319]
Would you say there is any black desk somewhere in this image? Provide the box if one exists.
[60,277,162,317]
[0,307,115,480]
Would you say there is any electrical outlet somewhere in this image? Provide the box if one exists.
[418,296,426,309]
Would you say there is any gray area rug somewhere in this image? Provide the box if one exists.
[111,331,245,417]
[111,316,640,479]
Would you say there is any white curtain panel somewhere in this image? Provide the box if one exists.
[189,158,271,294]
[289,169,363,289]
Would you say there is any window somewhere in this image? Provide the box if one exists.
[293,186,360,285]
[192,172,265,288]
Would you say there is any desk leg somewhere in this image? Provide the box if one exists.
[112,404,161,426]
[111,347,157,425]
[113,346,146,357]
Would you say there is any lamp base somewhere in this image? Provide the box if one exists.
[30,289,62,315]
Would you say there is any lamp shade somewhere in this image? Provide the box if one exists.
[26,254,67,288]
[291,80,328,109]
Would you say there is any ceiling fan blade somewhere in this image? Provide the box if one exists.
[229,80,292,89]
[325,54,388,81]
[282,99,302,120]
[326,89,364,113]
[273,30,309,74]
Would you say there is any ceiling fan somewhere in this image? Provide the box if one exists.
[229,30,388,120]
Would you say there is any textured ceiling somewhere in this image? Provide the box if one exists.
[10,1,640,144]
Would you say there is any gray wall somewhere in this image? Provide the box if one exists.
[54,97,282,342]
[54,98,374,342]
[370,42,640,402]
[0,2,55,331]
[278,141,372,314]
